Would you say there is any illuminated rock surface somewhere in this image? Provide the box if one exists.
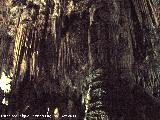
[0,0,160,120]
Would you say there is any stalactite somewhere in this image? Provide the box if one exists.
[2,0,160,119]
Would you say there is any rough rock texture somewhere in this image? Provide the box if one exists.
[0,0,160,120]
